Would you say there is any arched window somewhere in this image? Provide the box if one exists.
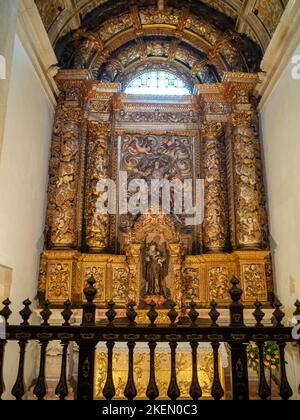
[125,70,191,95]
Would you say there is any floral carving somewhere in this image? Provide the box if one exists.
[85,122,111,250]
[202,122,227,251]
[208,267,230,301]
[47,263,71,302]
[112,268,128,302]
[243,264,267,300]
[46,83,84,248]
[232,108,263,248]
[184,268,200,301]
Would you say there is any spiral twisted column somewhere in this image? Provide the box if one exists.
[231,105,264,249]
[46,70,90,249]
[202,121,228,253]
[84,121,111,251]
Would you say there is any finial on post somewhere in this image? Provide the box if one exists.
[81,276,97,326]
[229,276,245,327]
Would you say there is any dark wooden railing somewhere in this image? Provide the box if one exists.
[0,277,299,401]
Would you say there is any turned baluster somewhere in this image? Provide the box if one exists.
[55,341,69,400]
[167,341,180,400]
[124,341,137,400]
[33,340,49,400]
[277,342,293,400]
[103,341,116,400]
[146,341,159,401]
[189,341,202,401]
[11,340,28,400]
[0,340,6,400]
[211,342,224,400]
[0,299,11,400]
[256,342,271,400]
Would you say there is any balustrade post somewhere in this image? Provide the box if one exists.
[77,276,97,400]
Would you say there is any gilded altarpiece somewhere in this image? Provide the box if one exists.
[39,70,272,310]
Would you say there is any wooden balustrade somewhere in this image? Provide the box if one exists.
[0,277,299,401]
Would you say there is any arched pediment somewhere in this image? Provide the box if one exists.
[52,2,264,86]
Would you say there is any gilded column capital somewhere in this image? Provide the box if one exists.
[201,121,224,138]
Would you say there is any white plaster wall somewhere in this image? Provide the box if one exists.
[0,34,54,397]
[260,43,300,311]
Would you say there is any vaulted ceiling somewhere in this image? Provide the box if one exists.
[35,0,288,85]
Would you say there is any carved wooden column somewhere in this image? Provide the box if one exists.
[46,70,91,249]
[202,121,227,253]
[228,75,266,250]
[84,121,111,251]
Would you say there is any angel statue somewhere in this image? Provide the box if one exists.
[142,242,169,298]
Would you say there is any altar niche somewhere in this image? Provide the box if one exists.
[123,211,184,309]
[39,70,273,309]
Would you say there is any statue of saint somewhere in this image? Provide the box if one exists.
[142,242,169,297]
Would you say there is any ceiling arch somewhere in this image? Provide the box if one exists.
[34,0,288,88]
[35,0,288,52]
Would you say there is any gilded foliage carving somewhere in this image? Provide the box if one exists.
[112,268,129,302]
[97,13,132,42]
[208,267,230,301]
[184,268,201,301]
[47,263,71,302]
[116,108,199,124]
[85,122,111,250]
[49,122,80,246]
[232,108,263,248]
[202,122,227,251]
[41,70,273,307]
[139,7,180,26]
[243,263,267,300]
[95,347,221,399]
[46,83,84,248]
[120,133,194,230]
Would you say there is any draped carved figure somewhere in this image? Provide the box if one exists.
[202,121,228,252]
[46,76,87,248]
[85,122,111,251]
[232,106,263,249]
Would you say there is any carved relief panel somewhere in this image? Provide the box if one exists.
[85,122,111,251]
[118,132,198,253]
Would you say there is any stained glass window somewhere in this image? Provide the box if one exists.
[125,71,191,95]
